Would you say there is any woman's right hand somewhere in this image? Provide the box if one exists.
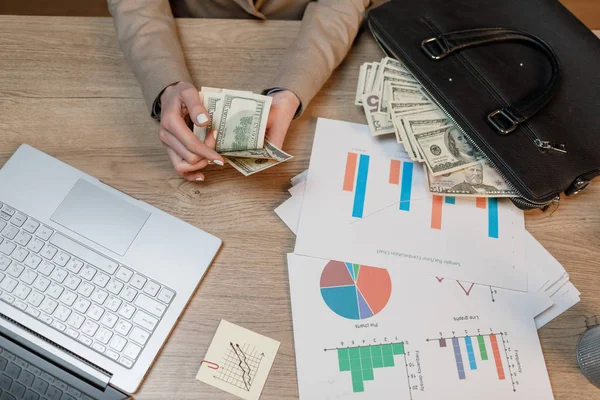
[157,81,225,182]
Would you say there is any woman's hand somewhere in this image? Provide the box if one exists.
[264,90,301,149]
[158,81,225,181]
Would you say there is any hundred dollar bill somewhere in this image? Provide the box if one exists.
[388,101,434,120]
[215,92,272,153]
[226,141,294,176]
[426,160,517,197]
[365,62,380,94]
[387,83,430,105]
[389,101,436,144]
[194,88,293,176]
[195,91,224,141]
[361,93,394,136]
[375,58,413,88]
[413,125,486,176]
[391,108,438,148]
[395,110,446,161]
[381,57,409,73]
[355,63,369,106]
[378,74,420,114]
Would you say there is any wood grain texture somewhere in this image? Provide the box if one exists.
[0,15,599,399]
[1,0,600,29]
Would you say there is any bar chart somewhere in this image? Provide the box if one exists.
[325,341,409,394]
[428,333,510,383]
[344,154,500,239]
[343,152,371,218]
[388,159,415,211]
[430,194,499,238]
[298,118,527,291]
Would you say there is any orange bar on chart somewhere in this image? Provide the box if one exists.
[389,160,401,184]
[431,195,444,230]
[343,153,358,192]
[476,197,487,209]
[489,334,506,380]
[343,152,358,191]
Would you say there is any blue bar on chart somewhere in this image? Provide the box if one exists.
[445,196,456,204]
[352,154,370,218]
[488,198,499,238]
[464,336,478,370]
[452,338,466,379]
[399,162,414,211]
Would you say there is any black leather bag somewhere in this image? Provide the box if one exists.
[367,0,600,209]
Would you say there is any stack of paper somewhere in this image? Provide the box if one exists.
[275,118,579,399]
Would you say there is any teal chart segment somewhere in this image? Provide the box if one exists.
[320,261,392,320]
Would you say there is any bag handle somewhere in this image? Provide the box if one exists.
[421,28,560,134]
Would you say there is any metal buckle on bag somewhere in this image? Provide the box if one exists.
[421,37,449,60]
[567,178,590,196]
[488,109,519,134]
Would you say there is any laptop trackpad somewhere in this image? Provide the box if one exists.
[51,179,150,256]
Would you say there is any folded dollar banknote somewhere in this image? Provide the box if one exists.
[193,87,293,176]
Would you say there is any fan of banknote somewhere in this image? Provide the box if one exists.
[355,58,516,198]
[193,87,293,176]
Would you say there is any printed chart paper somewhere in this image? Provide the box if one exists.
[295,118,527,290]
[287,254,554,400]
[196,320,280,400]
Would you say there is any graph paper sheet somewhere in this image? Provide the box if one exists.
[287,253,554,400]
[295,118,527,291]
[196,320,280,400]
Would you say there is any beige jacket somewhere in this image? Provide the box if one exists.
[108,0,372,115]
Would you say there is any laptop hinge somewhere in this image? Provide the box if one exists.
[0,313,112,389]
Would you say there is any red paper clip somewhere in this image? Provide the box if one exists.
[201,360,220,370]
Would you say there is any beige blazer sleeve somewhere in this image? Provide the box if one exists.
[108,0,192,114]
[265,0,371,115]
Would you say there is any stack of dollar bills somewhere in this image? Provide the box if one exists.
[356,58,516,198]
[193,87,293,176]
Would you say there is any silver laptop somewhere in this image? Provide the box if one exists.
[0,145,222,396]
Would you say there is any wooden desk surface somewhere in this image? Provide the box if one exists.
[0,15,599,400]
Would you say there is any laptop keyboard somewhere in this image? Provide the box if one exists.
[0,202,176,370]
[0,347,95,400]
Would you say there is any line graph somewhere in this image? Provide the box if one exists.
[435,277,475,296]
[215,342,265,392]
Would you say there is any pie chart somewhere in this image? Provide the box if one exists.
[320,261,392,320]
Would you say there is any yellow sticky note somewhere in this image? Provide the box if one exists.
[196,320,280,400]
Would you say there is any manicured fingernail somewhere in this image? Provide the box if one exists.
[213,130,218,140]
[196,177,204,181]
[197,114,209,124]
[213,160,224,166]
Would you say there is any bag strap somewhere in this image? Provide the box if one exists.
[421,28,560,134]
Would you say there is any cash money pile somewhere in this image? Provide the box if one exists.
[356,58,515,198]
[193,87,293,176]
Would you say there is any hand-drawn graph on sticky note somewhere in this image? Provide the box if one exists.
[215,342,265,392]
[196,320,280,400]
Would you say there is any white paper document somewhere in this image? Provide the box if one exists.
[295,118,527,290]
[196,320,280,400]
[287,253,555,400]
[275,171,578,328]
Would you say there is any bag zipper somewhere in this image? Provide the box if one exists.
[368,20,557,209]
